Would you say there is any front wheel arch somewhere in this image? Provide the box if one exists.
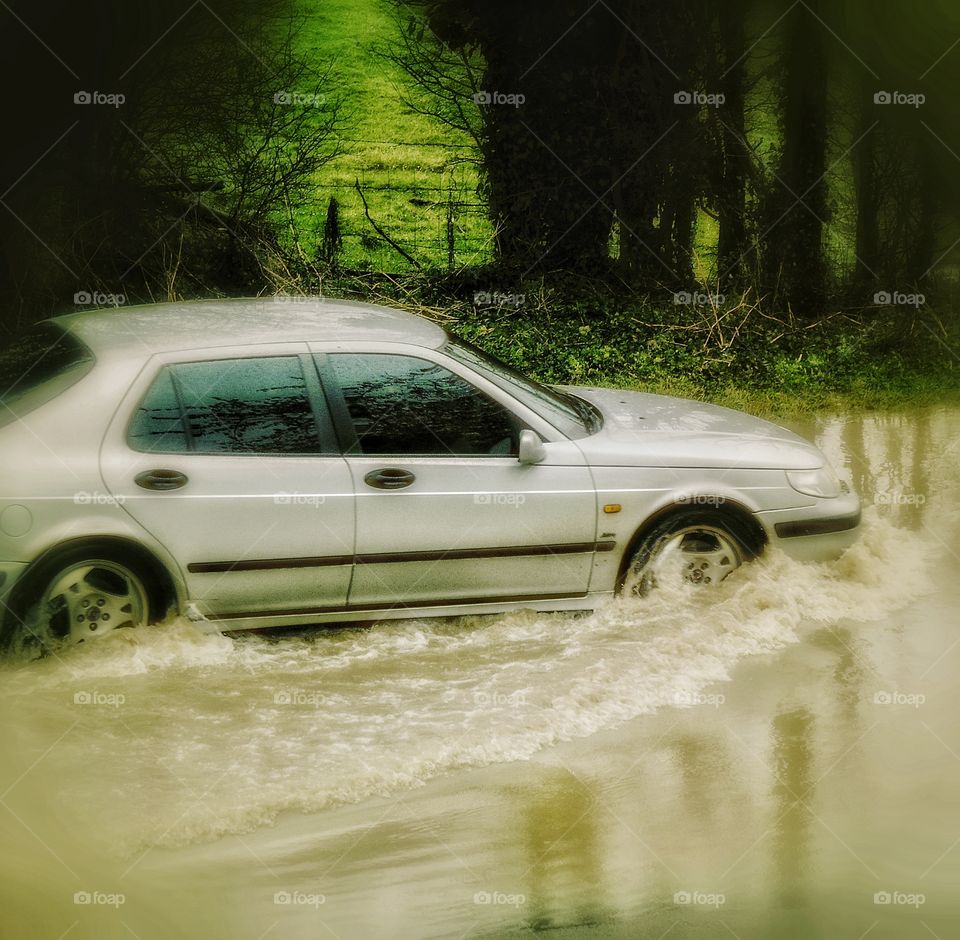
[615,500,767,594]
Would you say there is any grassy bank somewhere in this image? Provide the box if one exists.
[316,272,960,418]
[290,0,491,270]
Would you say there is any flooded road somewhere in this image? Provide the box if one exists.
[1,406,958,939]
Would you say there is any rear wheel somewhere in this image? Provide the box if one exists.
[40,559,148,642]
[3,545,160,654]
[621,510,762,597]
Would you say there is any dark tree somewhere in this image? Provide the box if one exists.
[762,0,829,314]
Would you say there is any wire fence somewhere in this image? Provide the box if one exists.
[303,159,495,272]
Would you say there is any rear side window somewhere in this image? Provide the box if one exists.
[129,356,330,455]
[0,322,94,424]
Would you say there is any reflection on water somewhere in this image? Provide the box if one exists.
[2,406,959,939]
[803,407,949,533]
[520,771,607,932]
[770,708,814,912]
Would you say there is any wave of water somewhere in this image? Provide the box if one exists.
[0,510,931,851]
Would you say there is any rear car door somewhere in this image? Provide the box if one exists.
[314,347,599,609]
[100,346,355,620]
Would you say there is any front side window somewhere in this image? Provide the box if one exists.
[129,356,327,455]
[327,353,519,456]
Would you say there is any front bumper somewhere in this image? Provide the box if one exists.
[757,490,862,563]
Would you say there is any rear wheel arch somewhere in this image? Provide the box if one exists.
[6,536,178,629]
[615,499,768,592]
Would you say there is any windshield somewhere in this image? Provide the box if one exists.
[443,334,601,439]
[0,322,95,426]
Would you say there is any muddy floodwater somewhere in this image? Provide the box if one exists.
[1,406,958,939]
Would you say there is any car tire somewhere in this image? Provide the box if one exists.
[2,544,162,655]
[620,509,763,597]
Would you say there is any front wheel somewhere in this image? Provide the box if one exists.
[621,511,762,597]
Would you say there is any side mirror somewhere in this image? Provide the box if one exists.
[518,429,547,465]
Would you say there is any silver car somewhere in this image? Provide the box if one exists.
[0,297,860,650]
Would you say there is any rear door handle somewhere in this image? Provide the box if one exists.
[364,468,416,490]
[135,469,189,491]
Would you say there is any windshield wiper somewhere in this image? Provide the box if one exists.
[557,391,602,433]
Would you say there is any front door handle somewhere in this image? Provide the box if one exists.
[135,469,189,491]
[364,468,416,490]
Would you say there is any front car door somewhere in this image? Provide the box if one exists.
[312,345,600,609]
[101,346,355,620]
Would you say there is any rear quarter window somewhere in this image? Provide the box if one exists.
[0,322,95,427]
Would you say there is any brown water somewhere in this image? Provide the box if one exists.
[1,406,958,939]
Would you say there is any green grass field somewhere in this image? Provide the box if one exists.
[289,0,493,272]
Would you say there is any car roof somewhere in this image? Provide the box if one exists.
[51,297,448,358]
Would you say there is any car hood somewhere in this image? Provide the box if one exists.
[564,386,825,470]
